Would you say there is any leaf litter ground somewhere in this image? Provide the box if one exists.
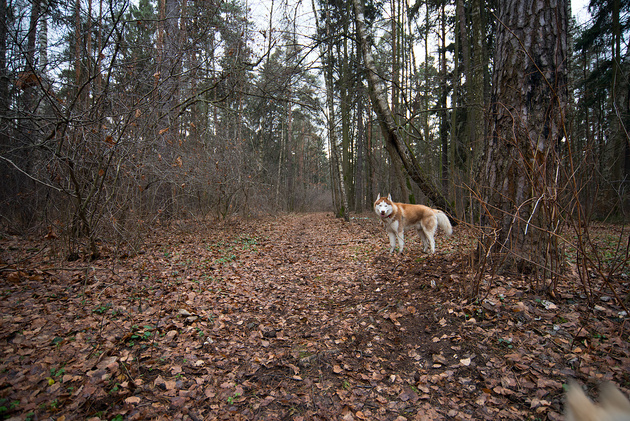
[0,213,628,420]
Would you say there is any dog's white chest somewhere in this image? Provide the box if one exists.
[387,219,399,233]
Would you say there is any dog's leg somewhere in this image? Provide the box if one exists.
[423,228,435,253]
[397,230,405,254]
[421,217,437,254]
[417,229,429,253]
[418,228,435,253]
[387,230,397,253]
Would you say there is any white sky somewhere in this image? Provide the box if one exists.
[246,0,593,58]
[572,0,591,25]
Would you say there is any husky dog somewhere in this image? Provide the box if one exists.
[565,382,630,421]
[374,194,452,254]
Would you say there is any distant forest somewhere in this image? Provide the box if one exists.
[0,0,628,264]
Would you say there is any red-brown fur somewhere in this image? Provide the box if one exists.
[374,194,452,254]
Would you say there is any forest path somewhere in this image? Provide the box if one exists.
[0,213,627,420]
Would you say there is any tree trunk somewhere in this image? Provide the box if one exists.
[468,0,485,223]
[389,0,409,202]
[95,0,102,92]
[610,0,627,203]
[0,0,7,118]
[327,38,349,220]
[355,96,365,211]
[275,123,284,208]
[352,0,456,222]
[439,2,449,194]
[287,99,294,211]
[451,0,461,210]
[312,0,349,220]
[74,0,82,96]
[340,17,353,210]
[479,0,568,277]
[423,3,431,170]
[159,0,181,217]
[366,100,376,206]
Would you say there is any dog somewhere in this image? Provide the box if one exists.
[374,194,452,254]
[565,381,630,421]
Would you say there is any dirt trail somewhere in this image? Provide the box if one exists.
[0,213,628,420]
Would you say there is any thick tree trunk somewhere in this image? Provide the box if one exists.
[352,0,456,222]
[480,0,568,276]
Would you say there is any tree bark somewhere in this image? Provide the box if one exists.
[0,0,7,117]
[74,0,81,96]
[312,0,349,220]
[468,0,485,217]
[340,14,353,210]
[327,27,349,220]
[480,0,568,274]
[439,2,449,194]
[352,0,456,222]
[355,96,365,211]
[389,0,409,202]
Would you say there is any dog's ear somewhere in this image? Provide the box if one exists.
[387,193,392,201]
[376,193,381,200]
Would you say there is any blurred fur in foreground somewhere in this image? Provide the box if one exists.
[565,382,630,421]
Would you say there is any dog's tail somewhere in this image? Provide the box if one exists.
[435,210,453,236]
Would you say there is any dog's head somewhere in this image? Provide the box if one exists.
[374,194,394,219]
[565,382,630,421]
